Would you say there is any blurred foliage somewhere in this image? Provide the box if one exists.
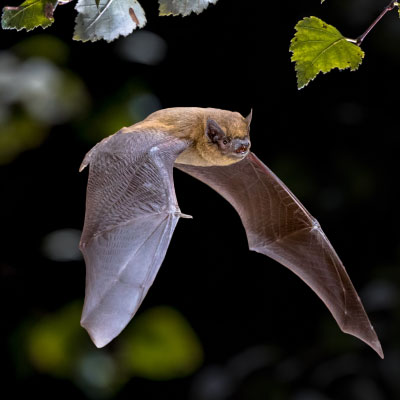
[42,229,82,262]
[117,306,203,380]
[27,301,87,377]
[81,83,161,142]
[13,34,69,64]
[0,110,47,164]
[20,303,203,397]
[0,31,165,162]
[0,35,89,164]
[116,30,167,65]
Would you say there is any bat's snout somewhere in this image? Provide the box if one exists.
[233,139,250,156]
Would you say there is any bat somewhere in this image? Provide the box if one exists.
[79,107,383,358]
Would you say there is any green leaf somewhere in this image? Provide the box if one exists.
[290,16,364,89]
[1,0,57,31]
[73,0,146,43]
[159,0,218,16]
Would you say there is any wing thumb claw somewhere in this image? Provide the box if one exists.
[178,213,193,219]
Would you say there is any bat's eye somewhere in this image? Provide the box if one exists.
[217,137,232,153]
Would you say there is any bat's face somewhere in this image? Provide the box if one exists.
[199,111,251,166]
[206,118,250,158]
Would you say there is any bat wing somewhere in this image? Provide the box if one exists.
[175,152,383,358]
[80,129,189,348]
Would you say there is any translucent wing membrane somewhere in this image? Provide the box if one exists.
[80,130,188,347]
[176,152,383,358]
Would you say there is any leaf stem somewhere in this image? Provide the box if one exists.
[355,1,398,46]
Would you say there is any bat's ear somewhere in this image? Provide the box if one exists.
[206,118,225,143]
[245,109,253,126]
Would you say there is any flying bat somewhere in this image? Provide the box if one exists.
[79,107,383,358]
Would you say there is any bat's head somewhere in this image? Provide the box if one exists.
[200,110,252,166]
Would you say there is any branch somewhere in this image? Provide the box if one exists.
[355,0,398,46]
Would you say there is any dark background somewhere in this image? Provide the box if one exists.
[1,0,400,399]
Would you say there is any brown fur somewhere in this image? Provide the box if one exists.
[122,107,250,167]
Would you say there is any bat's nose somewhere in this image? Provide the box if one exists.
[234,139,250,155]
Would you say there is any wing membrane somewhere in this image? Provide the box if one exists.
[80,130,188,347]
[175,152,383,358]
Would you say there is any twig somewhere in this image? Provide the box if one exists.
[355,0,398,46]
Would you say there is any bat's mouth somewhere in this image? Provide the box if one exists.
[231,139,250,158]
[235,145,249,154]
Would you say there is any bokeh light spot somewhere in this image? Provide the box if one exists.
[116,31,167,65]
[42,229,82,262]
[118,306,203,380]
[26,302,85,377]
[128,92,162,121]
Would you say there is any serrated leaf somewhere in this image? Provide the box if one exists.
[1,0,57,31]
[290,16,364,89]
[73,0,146,43]
[158,0,218,16]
